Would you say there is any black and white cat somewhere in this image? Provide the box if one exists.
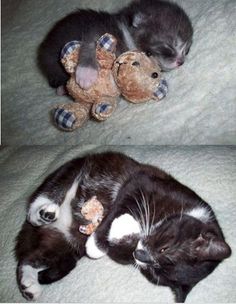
[15,152,231,302]
[38,0,193,94]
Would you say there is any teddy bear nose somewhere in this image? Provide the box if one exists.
[151,72,159,79]
[116,61,127,65]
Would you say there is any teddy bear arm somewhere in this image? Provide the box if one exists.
[91,97,118,121]
[53,102,92,131]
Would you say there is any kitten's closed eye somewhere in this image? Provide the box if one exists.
[159,47,176,59]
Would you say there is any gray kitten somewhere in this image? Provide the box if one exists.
[38,0,193,94]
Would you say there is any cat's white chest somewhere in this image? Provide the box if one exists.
[108,213,141,242]
[86,213,141,259]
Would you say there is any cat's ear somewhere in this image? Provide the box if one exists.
[194,234,231,261]
[132,13,145,28]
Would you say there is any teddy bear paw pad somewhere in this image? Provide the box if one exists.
[154,79,168,100]
[54,108,76,130]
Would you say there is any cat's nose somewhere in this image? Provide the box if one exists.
[177,58,184,66]
[133,249,152,264]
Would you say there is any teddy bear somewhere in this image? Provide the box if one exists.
[53,33,168,131]
[79,196,104,235]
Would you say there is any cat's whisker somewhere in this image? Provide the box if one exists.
[179,202,184,222]
[127,206,143,233]
[140,189,150,236]
[132,261,140,271]
[166,255,176,265]
[150,200,156,233]
[134,195,146,235]
[138,190,147,236]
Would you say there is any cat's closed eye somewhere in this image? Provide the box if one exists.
[160,47,176,58]
[160,247,168,253]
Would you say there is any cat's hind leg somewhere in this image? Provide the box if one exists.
[27,175,80,227]
[15,222,84,300]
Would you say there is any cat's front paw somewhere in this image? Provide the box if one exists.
[27,196,60,226]
[75,65,98,89]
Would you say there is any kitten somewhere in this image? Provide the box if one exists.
[15,152,231,302]
[38,0,193,93]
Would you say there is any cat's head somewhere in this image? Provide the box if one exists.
[130,1,193,71]
[133,214,231,302]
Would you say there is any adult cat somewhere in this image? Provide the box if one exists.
[15,152,231,302]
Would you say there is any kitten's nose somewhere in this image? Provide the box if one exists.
[133,249,152,264]
[177,59,184,66]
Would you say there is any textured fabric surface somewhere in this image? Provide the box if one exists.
[2,0,236,145]
[0,146,235,302]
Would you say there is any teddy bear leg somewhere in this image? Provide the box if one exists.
[92,98,117,121]
[53,102,91,131]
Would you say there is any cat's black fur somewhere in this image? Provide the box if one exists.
[38,0,193,89]
[15,152,231,302]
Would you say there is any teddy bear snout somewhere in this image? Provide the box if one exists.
[151,72,159,79]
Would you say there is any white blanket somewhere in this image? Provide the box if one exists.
[0,146,235,302]
[2,0,236,145]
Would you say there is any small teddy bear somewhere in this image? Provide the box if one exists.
[53,33,168,131]
[79,196,104,235]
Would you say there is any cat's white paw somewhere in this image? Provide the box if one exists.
[86,233,106,259]
[75,65,98,90]
[27,195,60,226]
[20,265,42,300]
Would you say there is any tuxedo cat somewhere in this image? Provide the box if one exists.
[15,152,231,302]
[38,0,193,93]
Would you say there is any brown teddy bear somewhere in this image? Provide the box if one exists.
[79,196,104,235]
[53,33,168,131]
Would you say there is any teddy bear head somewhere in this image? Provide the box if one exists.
[113,51,168,103]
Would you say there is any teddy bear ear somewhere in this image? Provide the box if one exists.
[60,40,81,73]
[153,79,168,100]
[97,33,117,53]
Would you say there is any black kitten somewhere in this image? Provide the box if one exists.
[15,152,230,302]
[38,0,193,93]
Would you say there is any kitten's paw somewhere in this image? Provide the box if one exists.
[20,265,42,300]
[75,65,98,90]
[27,196,60,226]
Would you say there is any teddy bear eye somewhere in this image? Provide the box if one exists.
[151,72,159,79]
[132,61,140,66]
[146,51,152,57]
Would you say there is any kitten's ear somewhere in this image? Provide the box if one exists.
[194,234,231,261]
[132,13,145,28]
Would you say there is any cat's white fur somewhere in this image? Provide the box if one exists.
[86,233,106,259]
[86,213,141,259]
[108,213,141,241]
[50,178,79,239]
[27,196,60,226]
[28,178,79,239]
[21,265,44,300]
[186,206,211,223]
